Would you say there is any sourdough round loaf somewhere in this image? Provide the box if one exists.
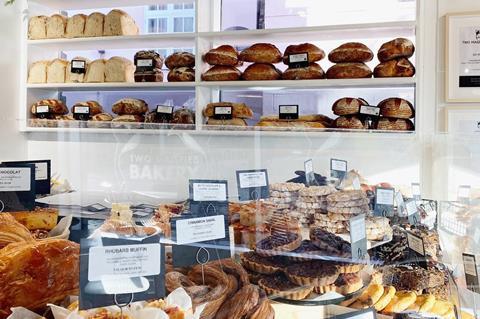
[328,42,373,63]
[204,45,239,66]
[282,63,325,80]
[71,101,103,116]
[283,43,325,64]
[168,67,195,82]
[374,58,415,78]
[165,52,195,69]
[326,63,372,79]
[31,99,68,115]
[376,118,414,131]
[378,38,415,62]
[112,98,148,115]
[378,98,414,119]
[201,65,242,81]
[239,43,282,64]
[242,63,282,81]
[334,116,366,129]
[332,98,368,116]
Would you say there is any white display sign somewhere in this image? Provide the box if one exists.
[279,105,298,114]
[137,59,153,67]
[193,183,227,201]
[176,215,226,245]
[74,106,90,114]
[395,191,406,216]
[464,254,478,277]
[214,107,232,115]
[459,27,480,80]
[0,167,31,191]
[88,244,161,281]
[360,105,380,116]
[331,159,347,172]
[238,172,267,188]
[35,162,48,181]
[289,53,308,63]
[350,215,366,243]
[407,232,425,256]
[156,105,174,114]
[406,200,418,216]
[376,188,394,205]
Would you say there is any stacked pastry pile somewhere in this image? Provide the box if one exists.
[332,97,370,130]
[28,9,139,40]
[165,52,195,82]
[377,97,415,131]
[203,102,254,127]
[266,182,305,212]
[326,42,373,79]
[292,185,337,227]
[134,50,164,82]
[374,38,416,78]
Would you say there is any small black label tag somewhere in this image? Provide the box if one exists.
[288,53,309,69]
[236,169,269,201]
[2,160,51,195]
[330,158,347,180]
[279,105,299,120]
[135,58,155,72]
[156,105,174,122]
[374,187,395,217]
[214,106,233,120]
[35,105,50,119]
[360,105,381,116]
[73,105,90,121]
[71,59,86,74]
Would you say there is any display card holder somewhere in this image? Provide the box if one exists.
[458,185,471,205]
[73,105,91,121]
[2,160,50,195]
[71,59,87,74]
[135,58,155,72]
[411,182,422,201]
[406,231,428,269]
[359,105,380,129]
[463,253,480,294]
[330,158,347,180]
[79,235,165,310]
[156,105,174,122]
[328,308,377,319]
[236,169,269,201]
[395,191,407,217]
[349,214,367,262]
[0,164,36,212]
[172,180,230,268]
[374,187,395,217]
[213,105,233,120]
[406,199,421,226]
[35,105,50,119]
[279,105,299,120]
[288,53,309,69]
[304,159,316,186]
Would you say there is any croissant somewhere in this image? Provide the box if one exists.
[0,213,34,249]
[0,239,79,318]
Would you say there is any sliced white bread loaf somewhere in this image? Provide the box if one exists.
[28,16,48,40]
[46,14,67,39]
[103,9,139,36]
[84,12,105,37]
[85,59,106,82]
[47,59,68,83]
[28,61,49,83]
[105,56,135,82]
[66,14,87,38]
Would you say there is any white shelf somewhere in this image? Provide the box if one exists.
[198,21,416,43]
[30,0,188,10]
[27,33,196,51]
[27,82,195,91]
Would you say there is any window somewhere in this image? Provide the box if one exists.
[174,3,194,10]
[148,18,158,33]
[174,17,194,32]
[148,5,157,10]
[174,4,183,9]
[158,18,168,33]
[158,4,167,10]
[156,49,168,59]
[184,3,194,9]
[148,4,167,11]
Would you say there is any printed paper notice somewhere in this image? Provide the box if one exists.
[239,172,267,188]
[0,167,31,191]
[193,183,227,201]
[176,215,226,245]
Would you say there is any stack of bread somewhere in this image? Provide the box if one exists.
[293,186,337,227]
[266,182,305,212]
[256,114,333,129]
[326,42,373,79]
[332,97,370,130]
[202,45,242,81]
[281,43,326,80]
[111,98,148,124]
[28,9,139,40]
[166,52,195,82]
[239,43,283,81]
[134,50,164,82]
[374,38,416,78]
[203,102,254,126]
[377,97,415,131]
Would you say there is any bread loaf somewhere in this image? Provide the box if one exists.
[84,12,104,37]
[207,118,247,126]
[65,57,89,83]
[377,118,414,131]
[259,114,333,126]
[203,102,253,119]
[46,14,67,39]
[172,108,195,124]
[374,58,415,78]
[202,65,241,81]
[326,63,372,79]
[242,63,282,81]
[378,38,415,62]
[66,14,86,38]
[165,52,195,69]
[71,101,103,116]
[204,45,239,66]
[30,99,68,116]
[256,120,328,129]
[283,43,325,65]
[332,98,368,116]
[282,63,324,80]
[28,61,48,83]
[328,43,373,63]
[239,43,282,64]
[378,98,414,119]
[91,113,113,121]
[335,116,366,129]
[112,114,145,122]
[28,16,48,40]
[105,56,135,82]
[168,67,195,82]
[112,98,148,115]
[84,59,106,83]
[103,9,139,36]
[46,59,68,83]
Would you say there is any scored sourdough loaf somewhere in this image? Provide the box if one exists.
[376,118,414,131]
[332,97,369,116]
[282,63,325,80]
[378,38,415,62]
[168,67,195,82]
[378,98,414,119]
[46,14,67,39]
[165,52,196,69]
[84,12,105,37]
[207,118,247,126]
[374,58,415,77]
[30,99,68,116]
[112,98,148,115]
[46,59,68,83]
[239,43,282,64]
[242,63,282,81]
[84,59,106,83]
[105,56,135,82]
[91,113,113,122]
[112,114,145,123]
[28,61,48,83]
[328,42,374,63]
[204,45,239,66]
[65,14,87,38]
[71,101,103,116]
[201,65,242,81]
[326,63,372,79]
[283,43,325,64]
[66,57,90,83]
[203,102,253,119]
[103,9,139,36]
[256,121,329,129]
[28,16,48,40]
[335,116,366,129]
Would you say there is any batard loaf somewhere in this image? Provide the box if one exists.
[112,98,148,115]
[326,63,372,79]
[283,43,325,65]
[378,38,415,62]
[204,45,239,66]
[282,63,325,80]
[242,63,282,81]
[203,102,253,119]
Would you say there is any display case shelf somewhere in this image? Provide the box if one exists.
[29,0,189,10]
[27,82,195,91]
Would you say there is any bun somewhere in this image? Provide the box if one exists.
[165,52,195,69]
[239,43,282,64]
[112,98,148,115]
[328,43,373,63]
[84,12,104,37]
[28,16,48,40]
[377,118,414,131]
[65,14,86,38]
[207,118,248,126]
[332,98,368,116]
[71,101,103,116]
[204,45,239,66]
[168,67,195,82]
[242,63,282,81]
[374,58,415,77]
[335,116,366,129]
[282,63,325,80]
[283,43,325,65]
[103,9,139,36]
[203,102,253,119]
[202,65,241,81]
[378,38,415,62]
[326,63,372,79]
[46,14,67,39]
[378,98,414,119]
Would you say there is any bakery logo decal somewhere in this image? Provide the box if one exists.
[476,30,480,40]
[127,153,200,181]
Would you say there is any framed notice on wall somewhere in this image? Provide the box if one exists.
[446,12,480,102]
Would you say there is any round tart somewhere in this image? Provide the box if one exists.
[335,273,363,295]
[255,233,302,257]
[335,262,365,274]
[289,240,324,262]
[285,261,339,286]
[314,284,337,294]
[240,252,285,275]
[258,275,314,301]
[310,227,351,258]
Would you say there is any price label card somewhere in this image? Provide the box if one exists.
[136,58,154,72]
[2,160,51,195]
[458,185,471,204]
[236,169,269,201]
[359,105,380,116]
[279,105,299,120]
[74,106,90,114]
[333,308,377,319]
[352,177,361,190]
[36,105,49,114]
[349,214,367,260]
[407,231,425,256]
[0,165,36,212]
[406,199,421,225]
[190,180,227,202]
[71,59,86,74]
[374,187,395,217]
[330,158,348,180]
[156,105,174,115]
[176,215,226,245]
[304,159,315,186]
[214,106,233,120]
[411,182,421,201]
[395,191,407,217]
[288,53,309,68]
[463,253,480,294]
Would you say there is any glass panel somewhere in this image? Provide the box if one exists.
[184,3,194,9]
[158,4,168,10]
[184,17,194,32]
[158,17,168,33]
[174,4,183,10]
[147,18,158,33]
[148,5,157,11]
[174,17,184,32]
